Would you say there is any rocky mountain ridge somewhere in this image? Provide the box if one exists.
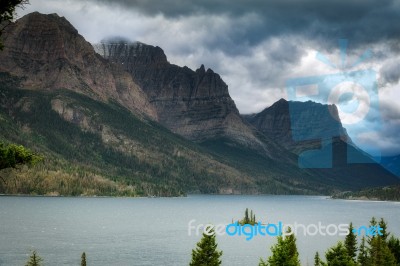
[0,12,157,120]
[244,98,399,188]
[243,98,351,154]
[93,41,264,151]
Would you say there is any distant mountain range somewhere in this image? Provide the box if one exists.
[0,12,398,196]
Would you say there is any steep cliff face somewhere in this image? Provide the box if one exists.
[93,41,262,148]
[244,98,351,153]
[0,12,157,119]
[244,98,399,188]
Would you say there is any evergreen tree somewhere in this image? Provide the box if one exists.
[320,218,399,266]
[325,241,356,266]
[365,218,397,266]
[387,235,400,265]
[250,209,256,224]
[238,208,256,225]
[345,222,357,262]
[0,142,43,187]
[367,217,378,244]
[244,208,250,224]
[379,218,390,242]
[259,228,300,266]
[0,142,43,170]
[358,236,369,266]
[25,250,43,266]
[190,226,222,266]
[81,252,87,266]
[314,252,322,266]
[369,235,397,266]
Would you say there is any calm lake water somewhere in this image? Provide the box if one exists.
[0,195,399,265]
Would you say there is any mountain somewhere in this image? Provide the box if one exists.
[92,40,354,193]
[0,12,273,196]
[244,99,400,188]
[93,41,263,150]
[0,12,398,196]
[0,71,262,196]
[0,12,157,120]
[243,98,351,154]
[0,12,322,196]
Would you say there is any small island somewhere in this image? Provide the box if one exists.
[235,208,257,225]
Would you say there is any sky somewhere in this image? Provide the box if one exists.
[16,0,400,156]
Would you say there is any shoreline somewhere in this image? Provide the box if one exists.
[330,196,400,203]
[0,193,329,199]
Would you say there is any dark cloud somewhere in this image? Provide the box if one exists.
[101,36,133,43]
[94,0,400,49]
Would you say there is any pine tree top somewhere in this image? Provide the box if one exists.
[190,226,223,266]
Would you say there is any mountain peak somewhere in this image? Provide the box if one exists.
[272,98,288,107]
[206,68,214,74]
[93,41,169,66]
[277,98,287,103]
[21,12,78,35]
[196,64,206,75]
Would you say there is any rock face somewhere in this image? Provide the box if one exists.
[245,98,400,188]
[93,41,262,148]
[244,98,351,153]
[0,12,157,119]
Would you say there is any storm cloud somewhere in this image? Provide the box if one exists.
[93,0,400,47]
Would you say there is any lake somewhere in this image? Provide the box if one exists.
[0,195,399,265]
